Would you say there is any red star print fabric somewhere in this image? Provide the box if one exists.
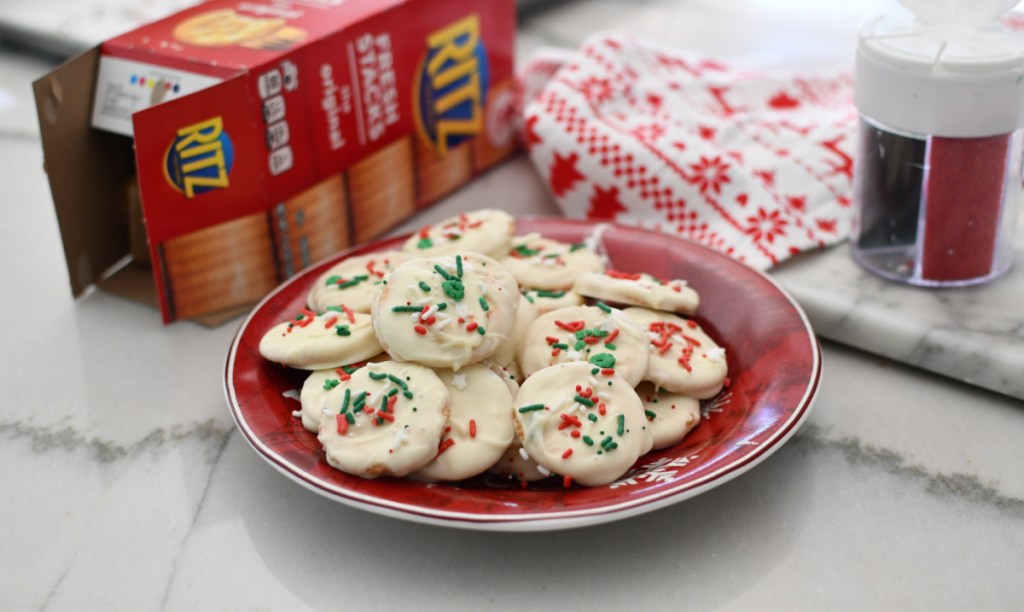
[521,34,856,269]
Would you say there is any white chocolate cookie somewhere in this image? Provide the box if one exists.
[403,209,515,260]
[307,251,414,314]
[298,362,375,433]
[414,364,515,481]
[500,233,604,291]
[490,294,538,368]
[635,382,701,450]
[316,361,450,478]
[574,270,699,315]
[521,288,585,315]
[623,307,728,399]
[372,254,519,370]
[259,307,382,370]
[517,305,649,387]
[513,362,651,487]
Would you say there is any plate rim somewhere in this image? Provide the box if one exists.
[224,218,821,531]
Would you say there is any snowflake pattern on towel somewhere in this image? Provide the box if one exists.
[522,34,856,270]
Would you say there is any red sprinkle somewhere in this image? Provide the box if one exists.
[386,395,398,413]
[559,414,582,429]
[598,403,607,416]
[414,325,428,335]
[562,448,574,459]
[341,304,356,324]
[583,336,600,345]
[437,438,455,456]
[336,414,348,435]
[555,320,585,332]
[376,411,395,422]
[724,377,732,388]
[469,419,477,438]
[545,336,560,345]
[551,348,561,356]
[682,334,702,347]
[466,322,479,332]
[323,315,338,329]
[563,475,572,488]
[601,368,615,376]
[570,430,581,438]
[418,226,431,238]
[607,269,642,280]
[658,342,674,355]
[604,329,620,344]
[686,320,698,329]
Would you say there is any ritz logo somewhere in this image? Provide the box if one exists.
[414,14,489,156]
[164,117,235,198]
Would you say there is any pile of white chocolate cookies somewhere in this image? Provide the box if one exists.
[258,210,729,487]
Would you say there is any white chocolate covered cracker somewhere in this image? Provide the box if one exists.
[403,209,515,260]
[517,304,649,387]
[500,233,604,291]
[635,382,701,450]
[623,307,728,399]
[316,361,450,478]
[307,251,414,314]
[372,253,519,370]
[574,270,699,315]
[513,362,651,487]
[414,364,515,482]
[259,306,381,370]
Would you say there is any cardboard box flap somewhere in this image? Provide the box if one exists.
[33,47,137,297]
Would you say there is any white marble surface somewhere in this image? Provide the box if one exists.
[2,1,1024,610]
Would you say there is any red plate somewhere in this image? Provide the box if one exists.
[225,218,820,531]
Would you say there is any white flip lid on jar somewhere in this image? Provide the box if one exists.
[855,0,1024,137]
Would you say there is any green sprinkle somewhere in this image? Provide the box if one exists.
[340,388,351,414]
[596,301,612,313]
[479,297,489,311]
[323,378,340,391]
[569,242,587,252]
[433,264,455,281]
[380,395,389,412]
[353,391,368,409]
[476,326,486,335]
[345,413,356,424]
[386,374,409,390]
[591,368,600,375]
[418,281,432,292]
[552,343,569,350]
[582,435,595,446]
[436,303,448,310]
[590,329,609,338]
[342,364,360,374]
[442,279,465,301]
[617,414,625,436]
[535,290,566,298]
[575,330,586,340]
[600,436,614,448]
[326,306,343,313]
[387,388,399,397]
[335,325,351,336]
[523,293,535,303]
[513,245,540,257]
[293,314,305,321]
[368,371,387,380]
[605,343,617,350]
[645,409,657,419]
[605,442,618,451]
[417,237,433,249]
[325,275,342,286]
[403,390,414,399]
[337,275,368,289]
[575,340,587,351]
[391,305,422,312]
[456,254,463,277]
[518,403,545,413]
[588,413,599,422]
[589,353,616,368]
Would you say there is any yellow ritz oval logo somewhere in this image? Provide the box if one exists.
[414,15,488,156]
[164,116,235,198]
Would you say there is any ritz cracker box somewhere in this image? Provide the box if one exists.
[34,0,517,324]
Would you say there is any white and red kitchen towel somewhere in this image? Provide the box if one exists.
[521,33,857,270]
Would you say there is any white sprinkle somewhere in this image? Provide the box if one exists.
[647,331,662,342]
[291,409,302,418]
[597,392,612,401]
[423,304,439,319]
[450,372,467,391]
[518,447,530,461]
[392,429,409,451]
[456,303,470,318]
[588,376,601,388]
[565,351,583,362]
[410,312,421,322]
[434,317,453,331]
[706,347,726,362]
[282,389,301,401]
[478,280,488,296]
[415,297,432,306]
[537,465,552,477]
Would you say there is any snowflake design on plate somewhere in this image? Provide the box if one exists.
[609,454,700,488]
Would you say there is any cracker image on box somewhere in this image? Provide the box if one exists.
[160,213,278,321]
[347,138,416,243]
[307,251,414,314]
[173,9,306,50]
[414,364,516,482]
[271,175,351,279]
[317,361,450,478]
[372,253,519,370]
[513,362,652,487]
[500,233,605,291]
[404,209,515,260]
[634,382,701,450]
[518,304,649,387]
[259,305,381,370]
[623,307,728,399]
[575,270,699,315]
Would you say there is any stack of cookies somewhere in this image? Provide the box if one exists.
[258,209,730,487]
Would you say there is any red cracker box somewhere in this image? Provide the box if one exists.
[34,0,517,323]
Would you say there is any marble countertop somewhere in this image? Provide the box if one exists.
[2,0,1023,610]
